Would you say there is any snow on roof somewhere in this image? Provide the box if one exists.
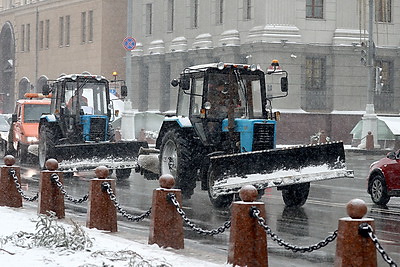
[377,116,400,135]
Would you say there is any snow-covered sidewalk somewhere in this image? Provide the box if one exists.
[0,206,229,267]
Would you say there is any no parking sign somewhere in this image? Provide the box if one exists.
[123,37,136,51]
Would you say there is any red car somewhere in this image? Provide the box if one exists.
[367,151,400,205]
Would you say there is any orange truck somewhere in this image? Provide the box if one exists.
[7,93,51,162]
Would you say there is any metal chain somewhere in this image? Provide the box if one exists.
[102,182,151,222]
[359,223,398,267]
[167,193,231,236]
[251,206,337,253]
[50,173,88,204]
[8,169,39,201]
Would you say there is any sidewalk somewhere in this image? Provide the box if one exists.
[1,201,334,267]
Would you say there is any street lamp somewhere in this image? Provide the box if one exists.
[111,71,118,96]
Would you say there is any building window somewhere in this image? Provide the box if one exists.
[216,0,223,25]
[45,19,50,49]
[39,20,44,49]
[243,0,251,20]
[65,15,70,46]
[145,3,152,35]
[167,0,174,32]
[190,0,199,28]
[305,57,326,110]
[375,0,391,23]
[26,24,30,51]
[306,0,323,19]
[81,12,86,43]
[88,10,93,42]
[59,16,64,46]
[21,24,25,51]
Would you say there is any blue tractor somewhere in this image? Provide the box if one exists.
[139,62,351,208]
[38,73,147,179]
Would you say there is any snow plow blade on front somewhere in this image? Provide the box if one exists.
[209,141,354,196]
[53,141,148,171]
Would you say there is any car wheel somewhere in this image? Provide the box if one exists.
[370,174,390,206]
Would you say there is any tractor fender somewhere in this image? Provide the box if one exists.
[155,116,193,149]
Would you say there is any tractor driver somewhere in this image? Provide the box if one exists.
[207,79,229,118]
[207,78,240,118]
[66,89,89,114]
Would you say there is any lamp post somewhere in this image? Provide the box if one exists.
[358,0,379,149]
[111,71,118,96]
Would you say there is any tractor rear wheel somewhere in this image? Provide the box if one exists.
[281,182,310,207]
[207,165,234,208]
[38,124,57,169]
[159,130,197,199]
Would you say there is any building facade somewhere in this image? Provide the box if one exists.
[129,0,400,144]
[1,0,398,144]
[0,0,127,113]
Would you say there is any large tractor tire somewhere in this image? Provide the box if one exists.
[38,124,58,169]
[207,165,234,208]
[281,182,310,207]
[159,130,197,199]
[17,142,29,163]
[369,174,390,206]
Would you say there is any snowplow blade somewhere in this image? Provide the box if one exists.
[54,141,148,171]
[209,141,354,195]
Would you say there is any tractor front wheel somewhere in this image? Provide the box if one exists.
[38,124,57,169]
[159,130,197,199]
[281,182,310,207]
[207,165,234,208]
[116,168,131,180]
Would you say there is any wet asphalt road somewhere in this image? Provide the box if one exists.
[8,151,400,266]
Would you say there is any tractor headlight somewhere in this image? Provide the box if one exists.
[204,101,212,110]
[250,64,258,71]
[217,62,225,70]
[27,136,38,143]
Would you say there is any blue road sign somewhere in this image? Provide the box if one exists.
[123,37,136,51]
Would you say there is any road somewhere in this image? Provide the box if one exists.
[8,151,400,266]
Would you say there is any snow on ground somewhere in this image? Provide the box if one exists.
[0,206,229,267]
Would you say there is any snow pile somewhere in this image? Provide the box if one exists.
[0,207,228,267]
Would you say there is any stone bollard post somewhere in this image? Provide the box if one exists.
[0,155,22,208]
[228,185,268,267]
[86,166,117,232]
[366,131,374,150]
[38,159,65,219]
[335,199,376,267]
[148,174,184,249]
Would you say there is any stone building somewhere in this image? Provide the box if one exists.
[129,0,400,144]
[0,0,127,113]
[1,0,399,145]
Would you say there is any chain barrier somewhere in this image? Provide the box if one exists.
[50,173,89,204]
[8,168,39,201]
[251,206,337,253]
[359,223,398,267]
[167,193,231,236]
[101,182,151,222]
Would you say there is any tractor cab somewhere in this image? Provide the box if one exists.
[172,62,288,152]
[43,74,114,143]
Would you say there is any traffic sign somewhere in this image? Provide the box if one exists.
[123,37,136,51]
